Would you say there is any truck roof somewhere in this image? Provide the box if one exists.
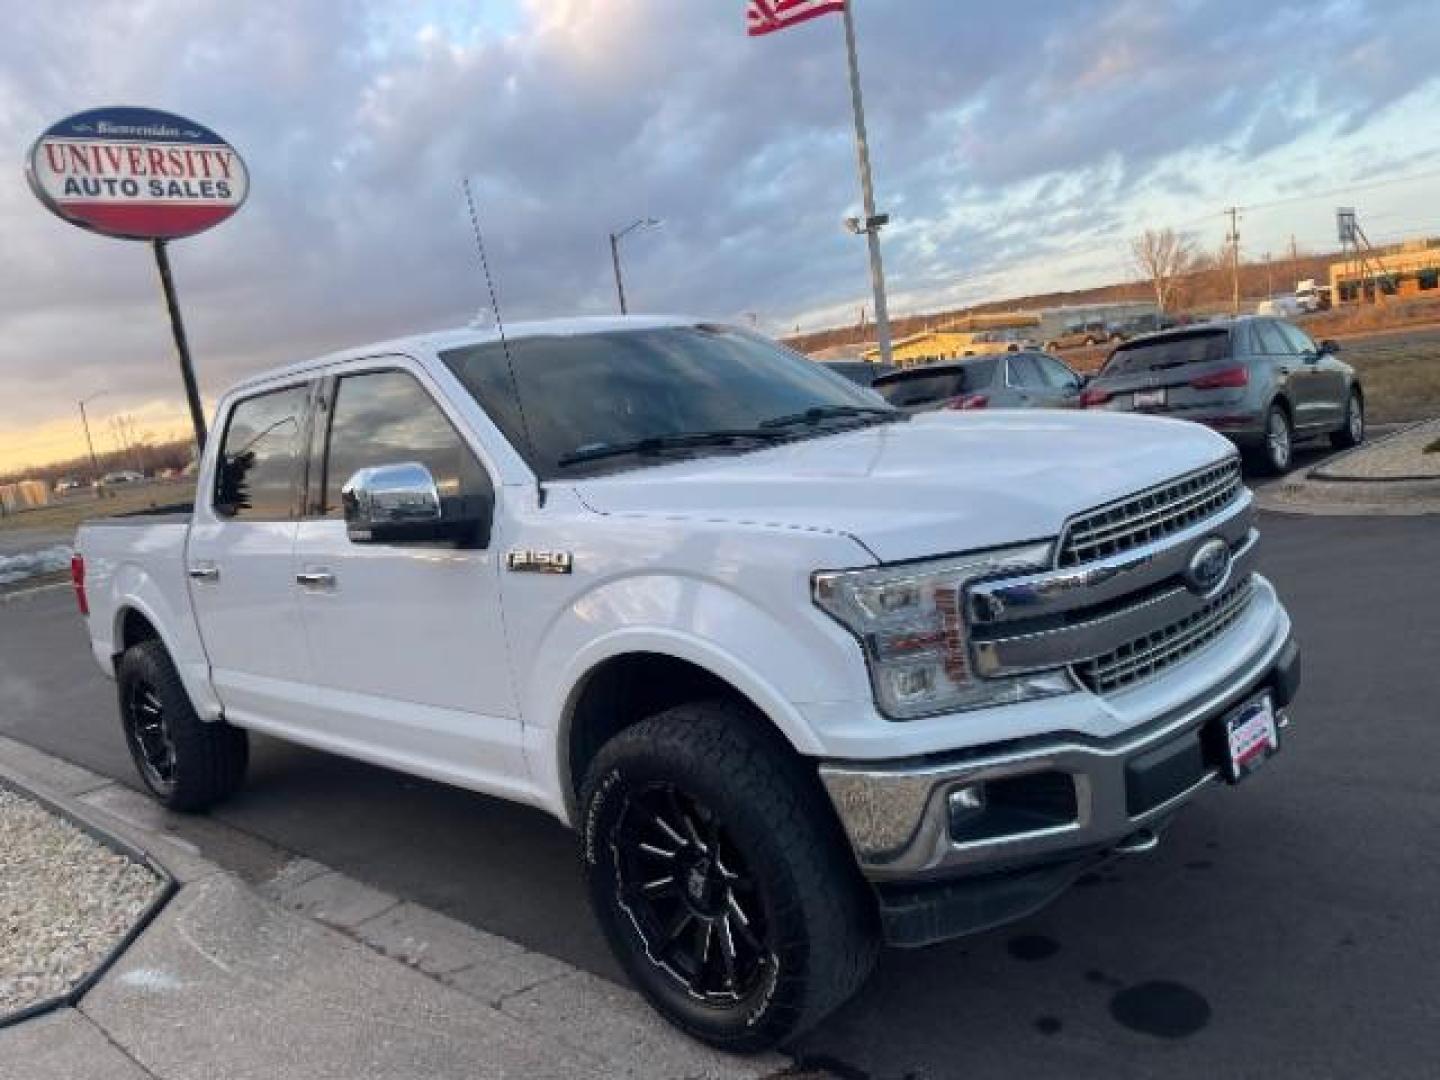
[229,315,704,392]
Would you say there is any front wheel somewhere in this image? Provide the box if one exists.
[1331,390,1364,449]
[580,702,878,1052]
[117,640,248,811]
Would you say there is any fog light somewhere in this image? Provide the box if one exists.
[947,784,986,830]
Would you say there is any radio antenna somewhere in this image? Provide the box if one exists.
[462,175,543,503]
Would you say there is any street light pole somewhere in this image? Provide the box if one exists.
[608,218,662,315]
[609,231,628,316]
[840,1,893,365]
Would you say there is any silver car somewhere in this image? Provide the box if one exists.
[872,351,1084,413]
[1080,316,1364,474]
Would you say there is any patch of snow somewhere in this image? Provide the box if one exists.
[0,545,72,586]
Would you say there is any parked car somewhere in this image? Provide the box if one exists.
[100,470,145,485]
[1255,296,1302,318]
[74,317,1299,1051]
[1080,316,1363,474]
[1294,279,1332,312]
[820,359,896,387]
[960,328,1037,355]
[872,351,1083,412]
[54,477,84,494]
[1043,319,1113,352]
[1106,312,1177,341]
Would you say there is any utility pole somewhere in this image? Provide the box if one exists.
[840,1,893,365]
[1225,207,1242,314]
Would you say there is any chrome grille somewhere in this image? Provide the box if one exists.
[1059,459,1243,567]
[1074,576,1255,694]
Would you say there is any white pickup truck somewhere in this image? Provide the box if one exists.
[74,317,1300,1050]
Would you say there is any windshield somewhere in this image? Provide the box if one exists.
[439,325,891,477]
[1101,329,1231,377]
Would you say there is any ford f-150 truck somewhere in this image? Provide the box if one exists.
[74,317,1300,1051]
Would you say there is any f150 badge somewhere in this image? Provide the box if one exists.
[507,549,573,574]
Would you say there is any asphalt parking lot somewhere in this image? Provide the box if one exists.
[1,509,1437,1078]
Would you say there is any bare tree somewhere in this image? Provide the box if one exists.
[1131,228,1196,313]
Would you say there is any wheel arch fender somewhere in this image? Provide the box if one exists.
[108,563,222,721]
[537,626,832,826]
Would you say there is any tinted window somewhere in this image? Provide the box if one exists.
[321,370,492,520]
[1251,321,1293,355]
[441,326,883,478]
[1007,355,1044,388]
[215,385,309,519]
[876,371,965,407]
[1275,322,1317,355]
[1102,330,1231,376]
[1035,355,1080,390]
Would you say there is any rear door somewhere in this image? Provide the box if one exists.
[186,381,315,729]
[291,360,525,796]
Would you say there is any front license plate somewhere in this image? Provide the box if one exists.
[1219,694,1279,782]
[1133,388,1167,409]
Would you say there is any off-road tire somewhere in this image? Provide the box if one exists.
[117,640,248,812]
[580,701,878,1052]
[1330,390,1364,449]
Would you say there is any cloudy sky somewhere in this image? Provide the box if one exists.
[3,0,1439,469]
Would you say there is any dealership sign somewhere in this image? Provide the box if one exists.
[26,106,248,241]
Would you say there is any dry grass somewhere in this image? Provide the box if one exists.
[0,480,193,537]
[1341,330,1440,424]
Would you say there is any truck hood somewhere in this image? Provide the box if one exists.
[572,411,1236,563]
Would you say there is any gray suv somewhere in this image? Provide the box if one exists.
[872,351,1083,412]
[1080,316,1364,474]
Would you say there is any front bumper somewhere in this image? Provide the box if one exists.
[819,623,1300,946]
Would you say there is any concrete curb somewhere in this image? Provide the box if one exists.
[0,735,793,1079]
[1307,419,1440,483]
[0,768,177,1031]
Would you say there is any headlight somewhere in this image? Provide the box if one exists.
[814,543,1073,720]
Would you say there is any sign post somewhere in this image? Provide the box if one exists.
[151,239,208,448]
[26,106,250,454]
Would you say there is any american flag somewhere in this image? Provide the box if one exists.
[746,0,846,37]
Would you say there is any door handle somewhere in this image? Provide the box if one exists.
[187,565,220,582]
[1277,366,1292,375]
[295,570,336,589]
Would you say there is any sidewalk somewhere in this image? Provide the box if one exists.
[0,737,790,1080]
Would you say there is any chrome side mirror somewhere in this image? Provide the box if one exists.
[342,462,445,545]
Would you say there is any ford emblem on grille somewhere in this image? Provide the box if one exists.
[1185,537,1231,596]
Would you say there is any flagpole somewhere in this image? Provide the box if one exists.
[840,1,893,365]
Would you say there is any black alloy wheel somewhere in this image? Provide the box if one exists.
[124,676,178,797]
[611,782,771,1004]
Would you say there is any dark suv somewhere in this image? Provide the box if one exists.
[873,352,1083,412]
[1080,316,1364,474]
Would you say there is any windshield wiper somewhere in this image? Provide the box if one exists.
[759,405,903,429]
[557,429,786,467]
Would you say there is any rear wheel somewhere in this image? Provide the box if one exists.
[1253,404,1293,475]
[580,702,878,1052]
[117,640,248,811]
[1331,390,1364,449]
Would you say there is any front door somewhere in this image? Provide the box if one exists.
[1278,321,1345,428]
[186,381,314,729]
[292,363,526,797]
